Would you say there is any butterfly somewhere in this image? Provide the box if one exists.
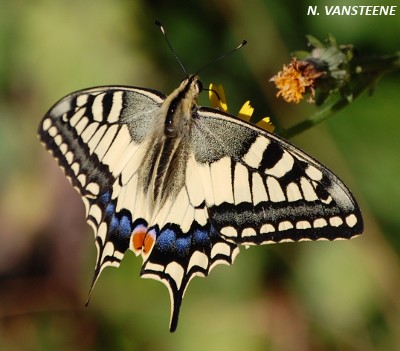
[38,39,363,333]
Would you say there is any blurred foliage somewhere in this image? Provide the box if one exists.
[1,0,400,350]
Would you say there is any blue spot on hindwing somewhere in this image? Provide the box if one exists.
[105,202,115,217]
[119,215,132,238]
[176,236,191,257]
[193,228,209,246]
[99,191,111,204]
[110,215,119,231]
[97,190,132,240]
[157,228,176,252]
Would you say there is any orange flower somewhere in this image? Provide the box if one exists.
[270,58,324,103]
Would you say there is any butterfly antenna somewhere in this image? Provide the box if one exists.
[194,40,247,76]
[155,20,189,77]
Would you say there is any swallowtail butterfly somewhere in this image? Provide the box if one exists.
[38,36,363,332]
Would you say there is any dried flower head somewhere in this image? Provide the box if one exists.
[270,58,325,103]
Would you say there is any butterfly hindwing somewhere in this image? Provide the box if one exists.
[141,219,239,332]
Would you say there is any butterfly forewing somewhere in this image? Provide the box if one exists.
[192,107,363,244]
[39,75,363,332]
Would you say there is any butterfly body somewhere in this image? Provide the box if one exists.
[39,75,363,331]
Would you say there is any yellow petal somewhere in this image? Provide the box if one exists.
[238,101,254,122]
[209,83,228,112]
[256,117,275,133]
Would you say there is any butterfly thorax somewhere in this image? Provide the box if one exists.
[138,76,201,211]
[164,75,201,136]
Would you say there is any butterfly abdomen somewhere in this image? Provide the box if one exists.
[137,76,202,208]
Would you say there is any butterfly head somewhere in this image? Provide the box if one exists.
[179,75,203,95]
[164,75,203,137]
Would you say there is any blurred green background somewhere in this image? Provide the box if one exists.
[1,0,399,350]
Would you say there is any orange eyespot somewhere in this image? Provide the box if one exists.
[132,229,147,252]
[143,232,156,254]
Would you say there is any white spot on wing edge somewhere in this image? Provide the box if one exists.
[210,242,232,258]
[242,227,257,237]
[113,250,124,261]
[60,143,68,155]
[42,118,52,131]
[345,214,358,227]
[329,216,343,227]
[97,222,108,242]
[296,220,311,230]
[278,221,293,231]
[100,241,117,265]
[209,246,240,271]
[77,173,87,186]
[220,226,237,237]
[313,218,328,228]
[187,251,209,271]
[65,151,74,164]
[144,262,164,272]
[260,223,275,233]
[165,261,185,290]
[48,126,58,137]
[82,197,90,217]
[54,134,63,146]
[278,238,295,243]
[86,182,100,196]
